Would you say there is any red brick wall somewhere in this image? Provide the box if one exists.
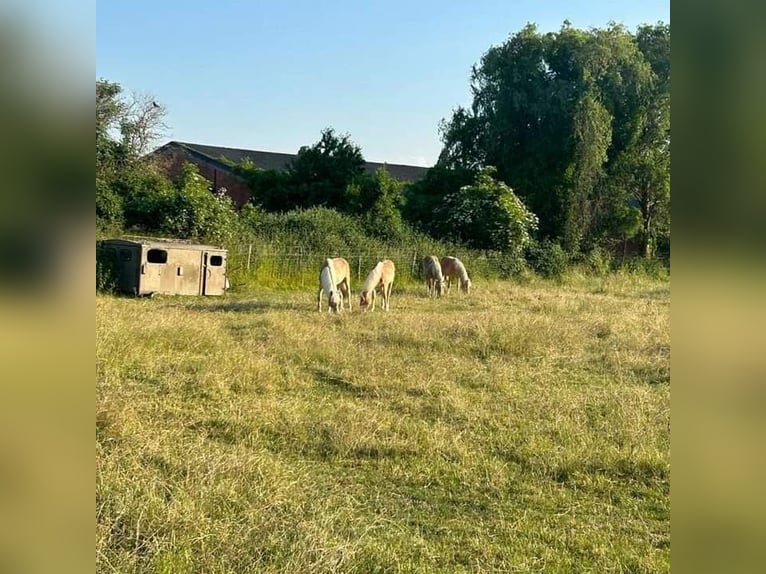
[153,146,253,208]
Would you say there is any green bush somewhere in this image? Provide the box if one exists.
[250,207,373,254]
[96,177,124,225]
[161,164,241,244]
[526,239,569,278]
[617,256,670,280]
[584,246,613,276]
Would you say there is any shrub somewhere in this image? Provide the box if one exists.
[249,207,371,254]
[161,164,240,244]
[618,256,670,280]
[584,246,613,276]
[526,239,569,278]
[96,177,124,226]
[443,167,538,254]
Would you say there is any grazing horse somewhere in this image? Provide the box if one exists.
[317,258,343,313]
[422,255,444,298]
[328,257,352,311]
[440,256,472,294]
[359,259,395,312]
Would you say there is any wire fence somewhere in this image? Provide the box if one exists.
[226,243,517,288]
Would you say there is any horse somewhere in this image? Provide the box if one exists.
[359,259,395,312]
[328,257,352,311]
[317,258,343,313]
[422,255,444,298]
[440,256,472,294]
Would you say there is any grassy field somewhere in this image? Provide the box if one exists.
[96,272,670,573]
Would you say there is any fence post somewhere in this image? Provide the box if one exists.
[298,247,303,287]
[411,250,418,280]
[357,256,362,281]
[246,243,252,272]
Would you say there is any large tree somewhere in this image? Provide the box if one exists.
[438,22,670,256]
[286,127,366,210]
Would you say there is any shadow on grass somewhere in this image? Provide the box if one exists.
[311,367,379,398]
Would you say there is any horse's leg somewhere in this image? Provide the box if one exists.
[343,278,352,311]
[317,288,323,312]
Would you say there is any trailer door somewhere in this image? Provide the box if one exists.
[202,251,227,295]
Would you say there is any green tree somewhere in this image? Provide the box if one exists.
[443,167,538,254]
[361,168,407,242]
[630,23,671,256]
[402,165,476,238]
[96,79,169,228]
[228,158,293,212]
[287,127,366,209]
[438,22,670,256]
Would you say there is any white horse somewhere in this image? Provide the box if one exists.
[440,256,472,294]
[422,255,445,298]
[359,259,395,312]
[317,258,343,313]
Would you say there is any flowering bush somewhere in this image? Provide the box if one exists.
[443,167,538,255]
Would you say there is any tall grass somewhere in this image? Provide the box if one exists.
[225,207,534,290]
[97,275,669,572]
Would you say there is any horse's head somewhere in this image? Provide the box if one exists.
[329,290,342,313]
[359,291,371,312]
[435,279,444,297]
[461,279,472,294]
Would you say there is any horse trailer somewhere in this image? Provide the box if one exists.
[98,238,229,296]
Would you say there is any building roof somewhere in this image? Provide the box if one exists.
[156,141,430,182]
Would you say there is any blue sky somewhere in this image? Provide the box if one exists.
[97,0,669,167]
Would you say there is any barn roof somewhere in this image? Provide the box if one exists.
[155,141,430,182]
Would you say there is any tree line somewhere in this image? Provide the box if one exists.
[97,21,669,268]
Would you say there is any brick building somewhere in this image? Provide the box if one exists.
[150,141,429,208]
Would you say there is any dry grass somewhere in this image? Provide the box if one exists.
[97,273,669,573]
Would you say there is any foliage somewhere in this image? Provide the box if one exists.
[525,238,569,279]
[249,207,372,254]
[286,127,367,209]
[583,245,614,276]
[438,22,670,256]
[96,79,168,179]
[117,165,177,231]
[95,245,120,292]
[161,164,241,244]
[360,168,408,242]
[229,159,294,212]
[97,78,171,229]
[443,167,539,255]
[114,161,240,244]
[402,165,476,238]
[96,176,124,226]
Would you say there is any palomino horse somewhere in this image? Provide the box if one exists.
[328,257,351,311]
[359,259,395,312]
[440,256,472,294]
[422,255,445,298]
[317,258,342,313]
